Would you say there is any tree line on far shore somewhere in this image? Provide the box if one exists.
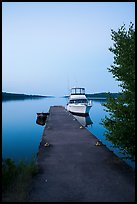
[2,92,49,101]
[86,92,120,99]
[2,91,120,100]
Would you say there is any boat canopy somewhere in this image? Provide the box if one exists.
[70,88,85,95]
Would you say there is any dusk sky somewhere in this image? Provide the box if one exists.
[2,2,135,96]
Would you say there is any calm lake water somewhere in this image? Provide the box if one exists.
[2,97,135,169]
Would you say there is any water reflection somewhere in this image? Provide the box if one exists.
[71,113,93,127]
[2,98,135,169]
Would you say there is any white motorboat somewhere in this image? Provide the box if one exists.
[66,87,92,115]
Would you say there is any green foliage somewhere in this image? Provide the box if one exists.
[102,23,135,159]
[2,158,18,191]
[2,157,39,201]
[108,22,135,92]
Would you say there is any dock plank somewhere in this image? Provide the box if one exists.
[28,106,135,202]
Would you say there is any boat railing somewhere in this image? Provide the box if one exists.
[88,100,92,106]
[70,88,85,95]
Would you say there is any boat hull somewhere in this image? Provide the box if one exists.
[66,104,91,115]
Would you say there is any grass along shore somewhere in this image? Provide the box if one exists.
[2,158,39,202]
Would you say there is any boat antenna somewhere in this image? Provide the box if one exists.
[73,71,78,88]
[75,78,78,88]
[67,75,70,94]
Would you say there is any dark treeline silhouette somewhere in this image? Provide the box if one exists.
[2,92,47,101]
[63,92,120,100]
[86,92,121,99]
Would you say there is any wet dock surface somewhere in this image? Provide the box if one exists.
[28,106,135,202]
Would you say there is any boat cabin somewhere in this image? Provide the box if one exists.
[70,88,85,95]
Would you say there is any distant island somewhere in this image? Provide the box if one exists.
[63,92,121,99]
[2,92,54,101]
[86,92,121,99]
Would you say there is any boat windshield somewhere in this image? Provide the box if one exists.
[71,88,85,95]
[69,99,87,104]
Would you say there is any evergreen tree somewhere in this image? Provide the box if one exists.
[102,23,135,159]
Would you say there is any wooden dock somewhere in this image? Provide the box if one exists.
[28,106,135,202]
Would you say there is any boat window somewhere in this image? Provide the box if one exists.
[80,89,85,94]
[69,100,74,103]
[69,99,87,104]
[76,99,87,103]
